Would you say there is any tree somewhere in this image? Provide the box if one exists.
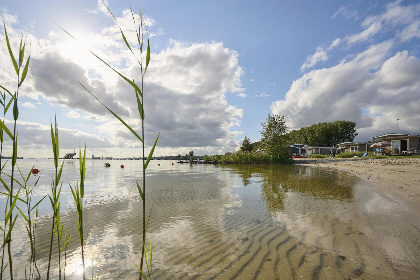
[240,136,253,152]
[260,114,291,162]
[286,120,357,147]
[189,150,194,158]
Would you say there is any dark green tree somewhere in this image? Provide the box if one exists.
[240,136,253,152]
[260,114,291,163]
[287,120,357,147]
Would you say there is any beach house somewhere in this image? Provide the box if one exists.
[371,133,420,154]
[305,146,337,156]
[336,142,374,154]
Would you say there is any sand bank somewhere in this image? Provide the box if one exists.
[296,157,420,217]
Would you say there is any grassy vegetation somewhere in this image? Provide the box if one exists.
[205,151,293,164]
[0,3,156,279]
[368,154,420,159]
[335,151,366,158]
[308,154,328,158]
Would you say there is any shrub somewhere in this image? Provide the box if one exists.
[309,154,327,158]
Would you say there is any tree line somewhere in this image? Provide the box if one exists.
[235,115,357,163]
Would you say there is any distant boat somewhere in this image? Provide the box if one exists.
[64,152,76,159]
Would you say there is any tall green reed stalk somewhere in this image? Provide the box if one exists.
[0,85,13,279]
[69,146,87,280]
[65,2,158,278]
[1,5,158,277]
[2,20,73,280]
[46,116,65,280]
[15,164,45,279]
[0,86,13,168]
[0,20,30,280]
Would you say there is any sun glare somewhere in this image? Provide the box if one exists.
[67,257,93,276]
[58,33,97,65]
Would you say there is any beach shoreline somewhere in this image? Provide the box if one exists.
[295,157,420,219]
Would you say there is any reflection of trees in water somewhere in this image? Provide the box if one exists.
[228,165,355,215]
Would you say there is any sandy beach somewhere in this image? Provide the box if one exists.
[296,157,420,218]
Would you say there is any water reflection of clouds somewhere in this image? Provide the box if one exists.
[273,192,353,250]
[153,218,196,250]
[4,160,420,278]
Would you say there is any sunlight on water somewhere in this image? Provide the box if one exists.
[66,256,93,278]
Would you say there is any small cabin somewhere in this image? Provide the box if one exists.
[305,146,337,156]
[336,142,374,154]
[372,133,420,154]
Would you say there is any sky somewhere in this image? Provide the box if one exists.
[1,0,419,158]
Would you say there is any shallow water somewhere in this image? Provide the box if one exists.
[1,159,419,279]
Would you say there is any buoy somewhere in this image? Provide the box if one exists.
[172,163,174,165]
[158,164,160,166]
[120,165,124,168]
[32,168,39,175]
[105,163,111,167]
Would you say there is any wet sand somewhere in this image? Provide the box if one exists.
[296,157,420,223]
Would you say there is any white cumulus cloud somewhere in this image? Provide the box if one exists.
[272,42,420,141]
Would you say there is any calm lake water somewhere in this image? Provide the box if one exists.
[1,159,419,279]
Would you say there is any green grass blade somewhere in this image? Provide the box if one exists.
[0,85,13,97]
[30,195,47,212]
[134,261,140,272]
[51,116,59,169]
[48,195,54,208]
[18,37,23,67]
[89,50,143,97]
[0,192,25,203]
[149,241,153,278]
[79,82,143,142]
[26,164,35,182]
[50,123,57,169]
[79,145,86,198]
[0,171,25,190]
[140,9,143,52]
[5,189,21,222]
[57,182,63,201]
[136,88,144,120]
[16,163,25,182]
[144,132,160,170]
[129,5,141,46]
[19,55,30,87]
[136,181,144,201]
[3,22,19,76]
[4,215,18,244]
[57,161,64,187]
[12,132,17,166]
[12,98,18,120]
[120,30,133,53]
[0,176,11,193]
[70,185,77,203]
[145,39,150,71]
[0,117,13,140]
[16,207,29,224]
[55,116,59,163]
[5,97,12,114]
